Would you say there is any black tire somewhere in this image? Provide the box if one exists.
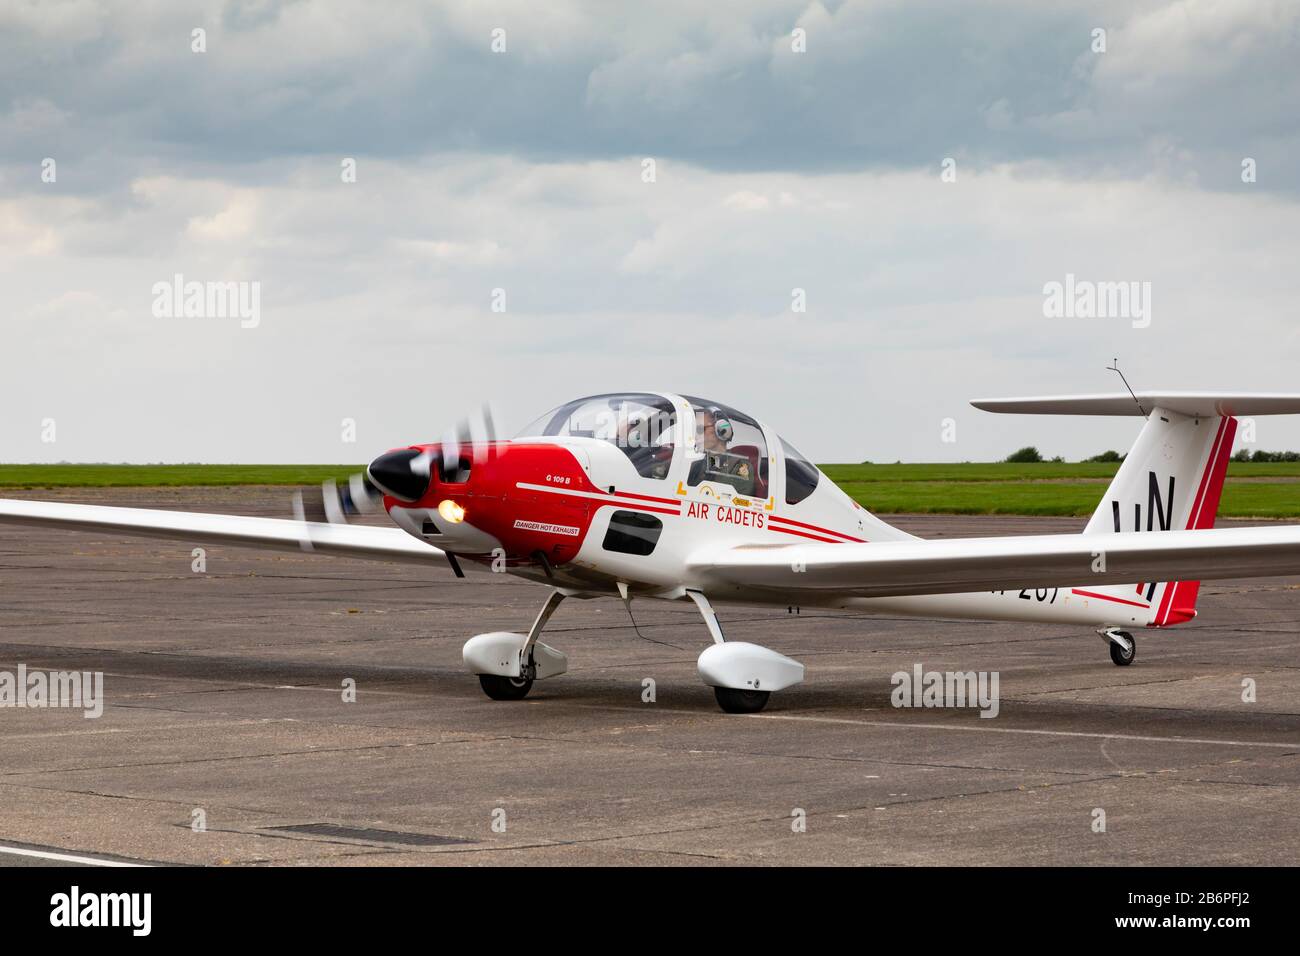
[713,686,771,714]
[1109,632,1136,666]
[479,674,534,701]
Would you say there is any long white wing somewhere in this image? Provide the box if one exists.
[688,526,1300,598]
[0,498,443,566]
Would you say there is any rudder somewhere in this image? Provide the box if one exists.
[1083,408,1237,626]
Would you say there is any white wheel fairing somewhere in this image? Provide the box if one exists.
[698,642,805,692]
[462,632,568,679]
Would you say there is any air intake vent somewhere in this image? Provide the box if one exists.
[602,510,664,556]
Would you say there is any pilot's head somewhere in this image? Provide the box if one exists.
[696,408,732,453]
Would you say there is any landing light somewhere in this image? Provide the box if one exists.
[438,499,466,524]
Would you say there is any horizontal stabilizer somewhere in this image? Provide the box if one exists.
[971,393,1300,417]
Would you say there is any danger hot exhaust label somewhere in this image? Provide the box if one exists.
[513,520,581,537]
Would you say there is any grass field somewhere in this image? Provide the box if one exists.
[2,462,1298,518]
[821,463,1300,517]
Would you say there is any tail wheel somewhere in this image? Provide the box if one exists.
[478,674,534,701]
[713,687,771,714]
[1109,632,1136,666]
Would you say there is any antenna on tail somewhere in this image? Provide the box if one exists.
[1107,359,1148,418]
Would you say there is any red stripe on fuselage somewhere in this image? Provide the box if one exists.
[768,514,867,543]
[769,525,842,544]
[613,503,681,516]
[1071,589,1151,610]
[612,489,683,506]
[515,482,682,516]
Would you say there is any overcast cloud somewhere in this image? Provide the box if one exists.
[3,0,1299,463]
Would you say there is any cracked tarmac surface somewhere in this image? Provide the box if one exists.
[1,488,1298,865]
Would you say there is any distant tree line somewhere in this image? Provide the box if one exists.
[1232,448,1300,462]
[1004,446,1123,463]
[1004,447,1067,463]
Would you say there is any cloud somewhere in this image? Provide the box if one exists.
[4,153,1300,462]
[2,1,1299,464]
[2,1,1297,191]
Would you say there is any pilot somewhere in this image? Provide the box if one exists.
[691,408,753,491]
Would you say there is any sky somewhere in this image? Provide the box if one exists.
[3,0,1299,464]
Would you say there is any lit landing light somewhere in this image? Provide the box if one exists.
[438,499,466,524]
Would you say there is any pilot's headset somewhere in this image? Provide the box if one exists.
[708,407,735,445]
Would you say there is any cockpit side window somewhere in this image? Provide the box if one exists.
[682,397,769,499]
[780,437,819,505]
[515,393,676,480]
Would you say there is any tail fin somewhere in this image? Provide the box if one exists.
[1082,409,1236,625]
[970,392,1300,626]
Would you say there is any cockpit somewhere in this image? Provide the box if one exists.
[516,391,819,505]
[681,396,768,499]
[517,392,679,480]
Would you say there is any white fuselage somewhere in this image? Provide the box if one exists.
[426,392,1157,631]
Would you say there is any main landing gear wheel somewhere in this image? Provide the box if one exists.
[478,674,534,701]
[713,686,771,714]
[1109,632,1136,666]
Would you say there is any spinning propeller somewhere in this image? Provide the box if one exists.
[294,403,500,527]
